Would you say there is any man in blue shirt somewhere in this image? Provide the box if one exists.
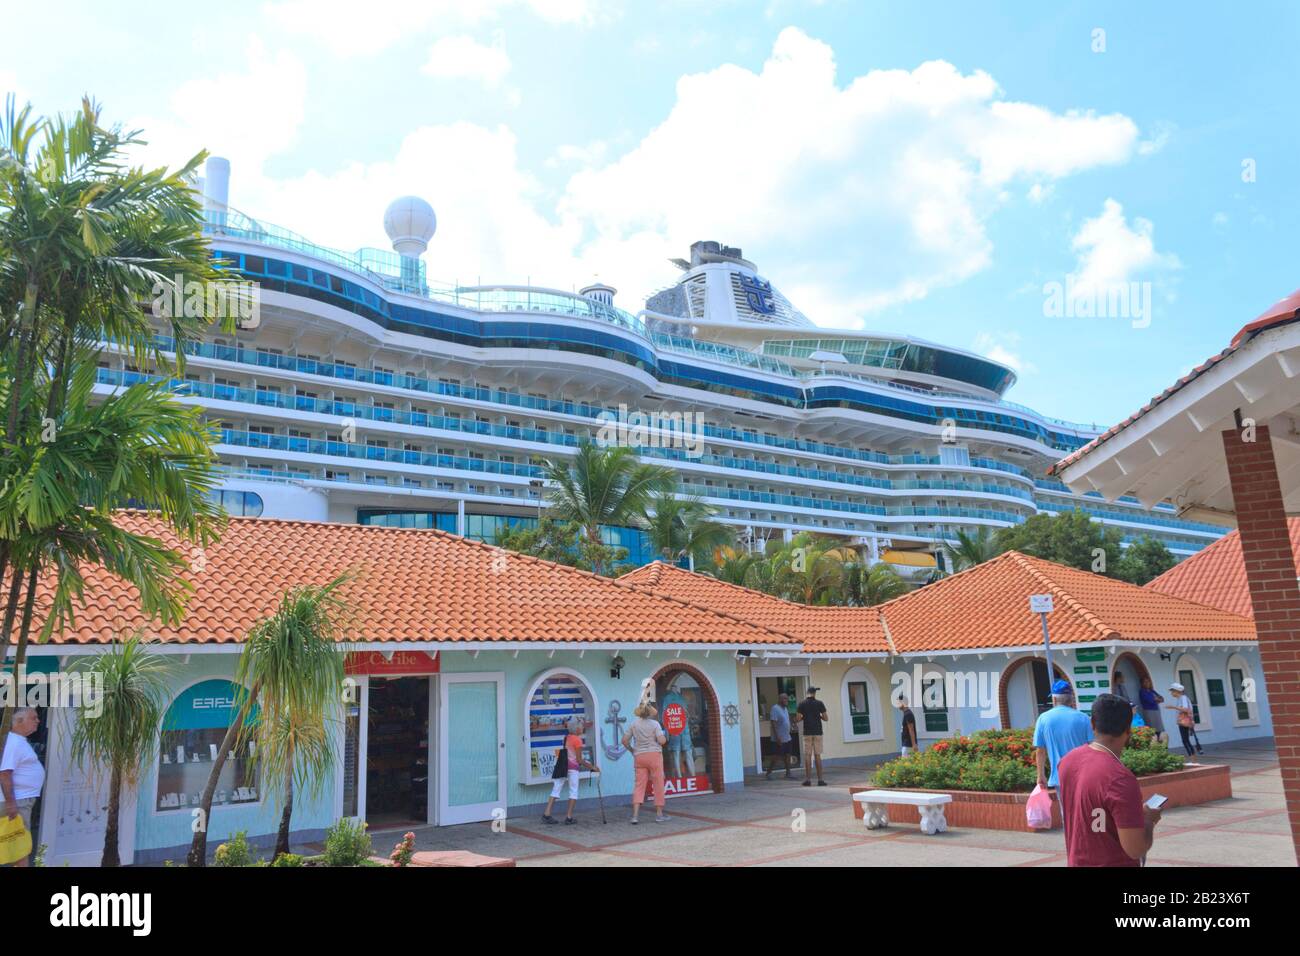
[1033,679,1093,789]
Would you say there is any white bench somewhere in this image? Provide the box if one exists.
[854,790,952,834]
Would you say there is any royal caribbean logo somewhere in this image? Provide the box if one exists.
[738,274,776,315]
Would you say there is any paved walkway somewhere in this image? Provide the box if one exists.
[372,740,1296,867]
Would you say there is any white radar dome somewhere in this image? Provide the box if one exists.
[383,196,437,257]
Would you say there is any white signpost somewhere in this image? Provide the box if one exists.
[1029,594,1056,695]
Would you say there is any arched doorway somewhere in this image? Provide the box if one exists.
[1111,652,1152,706]
[999,656,1070,729]
[651,662,724,796]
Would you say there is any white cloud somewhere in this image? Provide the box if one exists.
[262,0,600,57]
[557,27,1141,321]
[422,36,512,87]
[973,331,1036,376]
[1067,198,1180,305]
[128,38,307,177]
[157,28,1148,330]
[1137,120,1174,156]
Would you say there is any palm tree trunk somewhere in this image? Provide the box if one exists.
[274,749,295,859]
[185,688,258,867]
[102,762,123,868]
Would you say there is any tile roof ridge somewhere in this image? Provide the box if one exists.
[615,578,800,643]
[620,560,825,609]
[1006,551,1116,640]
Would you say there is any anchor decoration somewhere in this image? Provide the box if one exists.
[601,699,629,761]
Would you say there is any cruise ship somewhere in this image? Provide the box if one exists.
[102,158,1229,571]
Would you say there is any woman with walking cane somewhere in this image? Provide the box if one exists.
[542,717,599,825]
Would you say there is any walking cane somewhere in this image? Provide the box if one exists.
[593,767,607,824]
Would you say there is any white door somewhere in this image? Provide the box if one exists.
[437,672,506,825]
[40,708,138,867]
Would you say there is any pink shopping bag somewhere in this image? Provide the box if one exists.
[1026,784,1053,830]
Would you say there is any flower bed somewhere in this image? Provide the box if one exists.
[851,727,1230,831]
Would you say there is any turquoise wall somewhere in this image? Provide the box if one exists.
[440,648,745,810]
[130,653,336,860]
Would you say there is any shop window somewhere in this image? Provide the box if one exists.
[921,671,950,734]
[1228,654,1258,725]
[157,679,258,813]
[841,666,882,742]
[1206,678,1227,709]
[523,669,596,785]
[656,668,715,795]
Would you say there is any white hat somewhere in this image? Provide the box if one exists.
[1169,682,1185,692]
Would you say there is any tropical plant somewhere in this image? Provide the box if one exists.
[703,545,758,586]
[186,576,351,866]
[0,98,228,749]
[759,533,854,604]
[68,634,172,867]
[942,526,999,572]
[323,817,372,867]
[644,492,732,571]
[213,830,255,867]
[539,440,675,575]
[495,516,627,572]
[850,561,911,606]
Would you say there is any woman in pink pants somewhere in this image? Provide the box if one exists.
[622,702,669,823]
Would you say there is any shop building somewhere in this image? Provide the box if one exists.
[11,515,1272,865]
[19,514,795,865]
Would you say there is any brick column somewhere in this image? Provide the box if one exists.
[1222,424,1300,861]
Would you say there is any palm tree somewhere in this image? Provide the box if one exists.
[644,492,733,571]
[0,98,226,745]
[186,576,350,866]
[540,440,675,575]
[705,545,758,586]
[68,634,172,867]
[770,533,851,604]
[942,527,999,572]
[853,561,911,605]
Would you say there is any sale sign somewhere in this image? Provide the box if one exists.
[662,702,687,736]
[664,775,711,797]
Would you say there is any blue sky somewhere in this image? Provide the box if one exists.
[4,0,1298,428]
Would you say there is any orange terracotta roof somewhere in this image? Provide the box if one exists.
[617,562,890,654]
[31,514,798,647]
[877,551,1255,653]
[1050,288,1300,476]
[1146,518,1300,618]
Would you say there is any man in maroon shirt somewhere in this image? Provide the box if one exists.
[1056,693,1162,867]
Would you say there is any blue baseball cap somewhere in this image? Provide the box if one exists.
[1051,679,1072,695]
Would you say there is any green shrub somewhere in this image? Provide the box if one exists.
[323,818,372,867]
[872,723,1184,794]
[271,852,305,867]
[1123,746,1185,775]
[214,830,255,868]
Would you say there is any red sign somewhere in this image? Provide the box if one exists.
[664,775,711,798]
[662,702,687,736]
[344,650,439,676]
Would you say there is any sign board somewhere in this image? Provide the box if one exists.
[664,775,711,797]
[662,702,688,737]
[345,650,439,676]
[1074,648,1106,663]
[1029,594,1054,614]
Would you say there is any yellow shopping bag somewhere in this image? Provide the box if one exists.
[0,813,32,865]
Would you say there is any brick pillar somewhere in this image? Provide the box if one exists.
[1222,424,1300,861]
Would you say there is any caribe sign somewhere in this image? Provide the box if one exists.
[662,702,688,736]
